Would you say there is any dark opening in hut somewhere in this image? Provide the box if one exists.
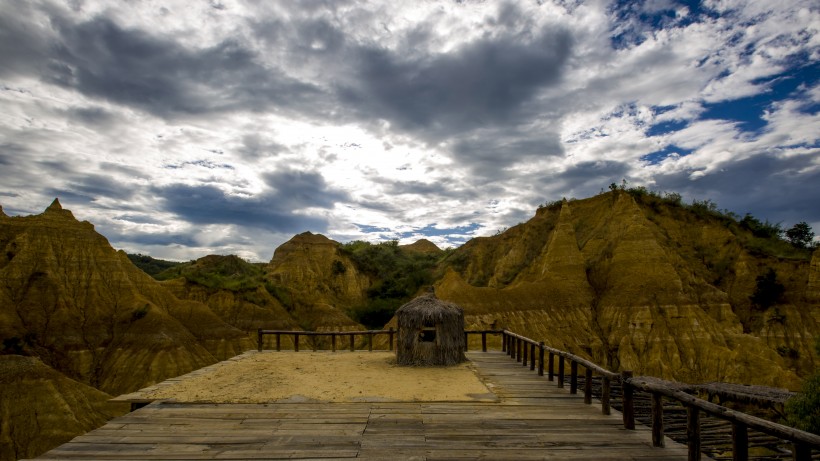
[396,289,466,366]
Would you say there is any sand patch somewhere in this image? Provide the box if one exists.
[140,351,496,403]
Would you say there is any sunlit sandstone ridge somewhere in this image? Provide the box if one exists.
[0,199,252,396]
[435,192,817,388]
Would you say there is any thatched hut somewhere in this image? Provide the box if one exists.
[396,290,466,366]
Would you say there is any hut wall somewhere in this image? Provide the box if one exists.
[396,308,465,366]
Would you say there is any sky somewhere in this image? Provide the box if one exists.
[0,0,818,262]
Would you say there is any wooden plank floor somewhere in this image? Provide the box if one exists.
[35,351,695,460]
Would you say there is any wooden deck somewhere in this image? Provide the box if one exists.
[36,351,694,460]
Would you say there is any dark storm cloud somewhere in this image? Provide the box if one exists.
[339,27,573,135]
[155,169,349,233]
[293,19,347,55]
[238,134,289,161]
[370,177,477,200]
[44,15,324,117]
[100,162,151,180]
[70,174,137,200]
[653,153,820,226]
[453,134,564,177]
[526,160,633,201]
[62,106,116,126]
[0,1,52,78]
[44,173,138,205]
[109,229,200,248]
[0,143,27,164]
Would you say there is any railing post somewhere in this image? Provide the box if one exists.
[529,343,536,371]
[538,343,545,376]
[584,368,593,404]
[652,392,665,447]
[257,329,263,352]
[622,371,635,430]
[557,355,565,388]
[522,340,528,366]
[332,334,336,352]
[517,338,522,363]
[601,376,611,415]
[276,333,281,352]
[312,334,318,352]
[687,405,701,461]
[294,333,299,352]
[349,333,355,351]
[482,331,487,352]
[570,360,578,394]
[368,332,373,351]
[389,327,394,351]
[548,352,555,381]
[502,332,507,353]
[732,422,748,461]
[464,331,469,351]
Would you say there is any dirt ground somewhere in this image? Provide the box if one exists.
[141,351,496,403]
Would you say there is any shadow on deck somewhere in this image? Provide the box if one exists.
[35,351,693,460]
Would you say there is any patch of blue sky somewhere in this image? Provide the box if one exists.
[354,224,392,233]
[701,62,820,133]
[646,119,688,137]
[397,223,482,240]
[640,144,694,165]
[609,0,716,49]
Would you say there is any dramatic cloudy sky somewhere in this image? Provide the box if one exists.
[1,0,818,261]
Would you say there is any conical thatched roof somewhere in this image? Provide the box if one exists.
[396,289,465,366]
[396,290,463,320]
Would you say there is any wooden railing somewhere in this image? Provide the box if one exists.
[257,328,395,352]
[256,327,820,460]
[497,329,820,461]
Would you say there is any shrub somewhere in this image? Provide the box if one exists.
[750,268,785,311]
[786,339,820,434]
[740,214,782,239]
[785,222,815,249]
[341,240,439,328]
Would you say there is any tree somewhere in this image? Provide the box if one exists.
[750,268,784,310]
[785,222,815,249]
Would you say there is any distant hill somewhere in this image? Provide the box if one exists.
[433,191,818,388]
[126,253,183,276]
[0,199,252,459]
[399,238,443,254]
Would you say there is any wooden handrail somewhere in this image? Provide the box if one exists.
[629,377,820,450]
[496,329,820,460]
[255,327,819,459]
[257,328,396,352]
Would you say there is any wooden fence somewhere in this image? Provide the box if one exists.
[499,330,820,461]
[256,328,820,461]
[257,328,395,352]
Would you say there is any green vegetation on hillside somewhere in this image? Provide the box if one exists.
[154,255,265,291]
[786,339,820,434]
[126,253,184,276]
[340,240,440,328]
[619,185,816,260]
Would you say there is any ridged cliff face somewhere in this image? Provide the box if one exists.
[0,200,253,396]
[266,232,367,330]
[436,193,817,389]
[0,355,127,461]
[0,200,260,460]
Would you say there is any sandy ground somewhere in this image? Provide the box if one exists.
[141,351,496,403]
